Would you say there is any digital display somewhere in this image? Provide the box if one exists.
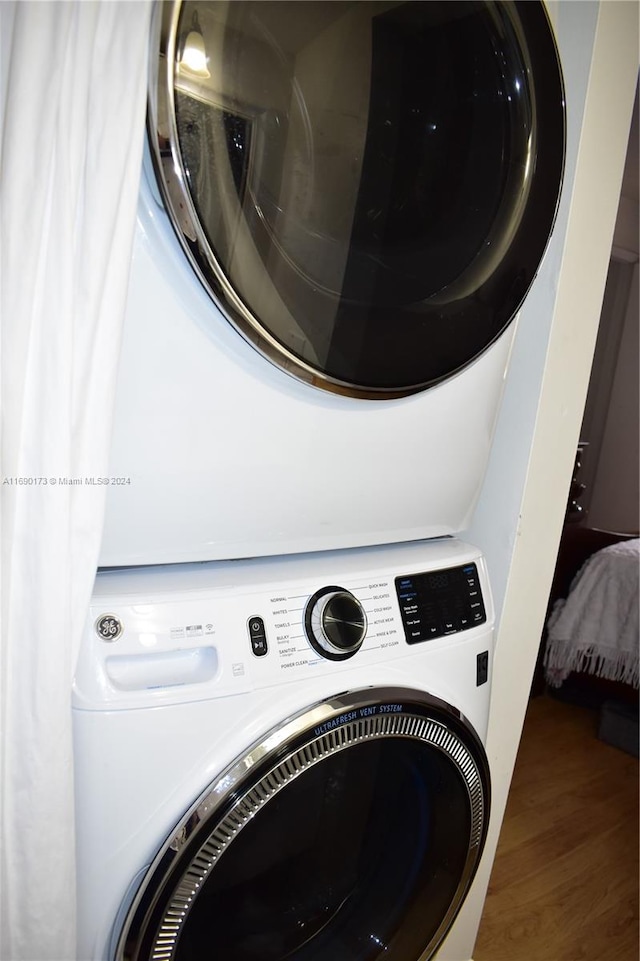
[395,563,486,644]
[427,572,450,591]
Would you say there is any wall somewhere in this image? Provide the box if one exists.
[613,82,639,256]
[580,85,639,533]
[440,2,639,959]
[579,255,637,526]
[587,260,639,531]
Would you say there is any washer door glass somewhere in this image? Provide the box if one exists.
[117,690,490,961]
[152,0,565,397]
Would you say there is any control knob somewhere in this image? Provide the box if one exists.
[304,587,367,660]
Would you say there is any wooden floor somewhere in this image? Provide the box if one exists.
[474,694,639,961]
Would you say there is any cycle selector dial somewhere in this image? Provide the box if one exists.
[305,587,367,660]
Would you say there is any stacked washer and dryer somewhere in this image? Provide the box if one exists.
[73,2,565,959]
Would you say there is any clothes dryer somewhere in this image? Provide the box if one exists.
[74,538,494,960]
[99,0,565,566]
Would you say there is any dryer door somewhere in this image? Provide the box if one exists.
[150,0,565,397]
[116,688,490,961]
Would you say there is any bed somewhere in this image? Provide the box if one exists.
[544,535,639,689]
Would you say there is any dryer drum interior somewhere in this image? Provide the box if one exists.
[116,689,491,961]
[151,0,565,397]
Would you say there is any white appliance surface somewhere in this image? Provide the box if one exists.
[98,160,515,567]
[74,537,494,960]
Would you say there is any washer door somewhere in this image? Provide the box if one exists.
[150,0,565,398]
[116,688,490,961]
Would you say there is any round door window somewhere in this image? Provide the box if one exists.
[151,0,565,398]
[116,688,490,961]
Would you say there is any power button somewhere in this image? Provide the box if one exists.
[248,616,268,657]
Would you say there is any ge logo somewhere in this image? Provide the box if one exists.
[95,614,123,642]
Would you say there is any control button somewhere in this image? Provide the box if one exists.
[406,621,441,644]
[305,587,367,661]
[251,637,268,657]
[248,616,268,657]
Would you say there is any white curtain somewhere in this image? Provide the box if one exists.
[0,3,151,958]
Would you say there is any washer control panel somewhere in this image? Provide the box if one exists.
[77,540,493,710]
[396,563,486,643]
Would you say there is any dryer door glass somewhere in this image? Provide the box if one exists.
[117,692,490,961]
[153,0,564,397]
[154,0,564,397]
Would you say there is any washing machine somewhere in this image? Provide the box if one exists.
[74,537,494,960]
[98,0,565,567]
